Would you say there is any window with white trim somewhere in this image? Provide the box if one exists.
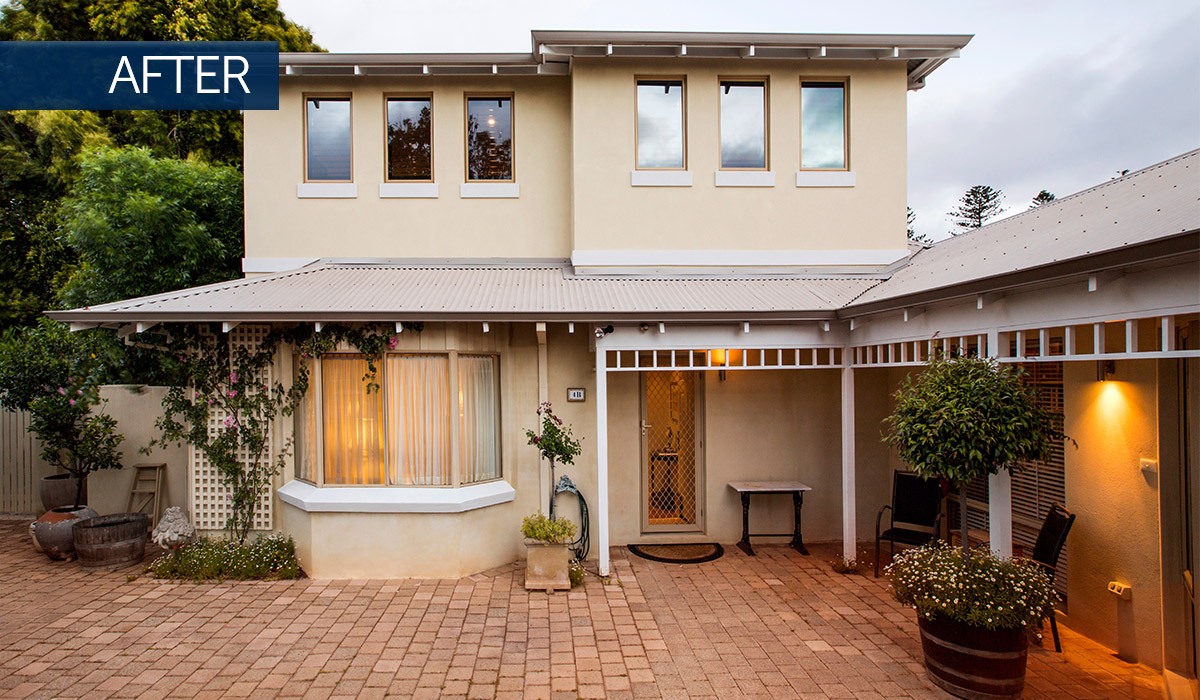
[294,352,501,486]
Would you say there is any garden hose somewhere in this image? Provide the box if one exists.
[554,474,590,561]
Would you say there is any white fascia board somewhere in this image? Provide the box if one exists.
[278,479,515,514]
[297,183,358,198]
[571,249,909,269]
[242,257,320,274]
[631,170,693,187]
[379,182,439,198]
[596,323,842,351]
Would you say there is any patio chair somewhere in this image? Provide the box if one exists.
[874,471,943,577]
[1026,503,1076,652]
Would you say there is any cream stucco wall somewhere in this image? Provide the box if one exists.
[570,58,909,255]
[244,77,573,260]
[88,386,187,518]
[1062,359,1163,669]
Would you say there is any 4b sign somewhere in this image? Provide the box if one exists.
[0,41,279,110]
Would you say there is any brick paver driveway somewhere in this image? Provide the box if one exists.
[0,519,1162,699]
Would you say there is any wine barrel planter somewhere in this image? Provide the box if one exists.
[918,615,1028,700]
[73,513,150,570]
[40,473,86,512]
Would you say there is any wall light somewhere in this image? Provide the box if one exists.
[710,349,727,382]
[1097,359,1115,382]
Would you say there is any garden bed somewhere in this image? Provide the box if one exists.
[146,533,303,581]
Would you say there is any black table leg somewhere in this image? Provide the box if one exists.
[737,492,754,556]
[791,490,809,555]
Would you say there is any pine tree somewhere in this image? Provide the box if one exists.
[1031,190,1056,207]
[907,206,931,244]
[947,185,1004,234]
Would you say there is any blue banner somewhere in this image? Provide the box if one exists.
[0,41,279,110]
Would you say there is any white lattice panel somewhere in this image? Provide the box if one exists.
[190,325,274,532]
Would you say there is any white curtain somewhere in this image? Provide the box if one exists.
[321,356,385,484]
[293,356,317,483]
[459,355,499,483]
[387,354,451,485]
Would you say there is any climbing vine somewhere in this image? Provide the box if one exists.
[149,321,421,543]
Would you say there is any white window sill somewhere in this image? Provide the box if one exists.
[380,182,439,198]
[278,479,515,514]
[631,170,692,187]
[796,171,856,187]
[460,182,519,198]
[297,183,358,198]
[714,171,775,187]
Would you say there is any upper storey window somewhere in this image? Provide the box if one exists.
[466,96,513,181]
[386,96,433,181]
[305,96,352,181]
[636,79,686,169]
[801,81,847,170]
[719,80,768,170]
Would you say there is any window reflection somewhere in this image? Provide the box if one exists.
[387,97,432,180]
[466,97,512,180]
[719,81,766,169]
[306,97,351,181]
[801,82,846,169]
[637,80,685,169]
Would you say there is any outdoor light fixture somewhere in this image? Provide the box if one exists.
[710,349,728,382]
[594,325,614,339]
[1097,359,1115,381]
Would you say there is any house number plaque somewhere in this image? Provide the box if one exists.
[567,388,586,402]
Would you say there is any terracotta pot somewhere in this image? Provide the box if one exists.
[40,473,86,512]
[73,513,150,570]
[525,540,571,592]
[31,505,98,560]
[918,615,1028,700]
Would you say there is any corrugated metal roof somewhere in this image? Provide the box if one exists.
[52,265,878,322]
[851,149,1200,307]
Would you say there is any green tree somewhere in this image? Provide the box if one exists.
[884,355,1063,554]
[1031,190,1056,207]
[907,206,931,244]
[947,185,1004,234]
[58,146,244,308]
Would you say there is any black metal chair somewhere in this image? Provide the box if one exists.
[1027,503,1076,652]
[875,471,944,577]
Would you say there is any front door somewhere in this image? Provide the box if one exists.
[640,371,704,532]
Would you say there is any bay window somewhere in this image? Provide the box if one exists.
[293,352,501,487]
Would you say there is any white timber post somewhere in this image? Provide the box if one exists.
[841,362,857,561]
[536,322,549,513]
[986,330,1014,558]
[595,347,611,576]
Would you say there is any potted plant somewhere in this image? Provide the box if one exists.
[524,402,582,518]
[521,511,578,592]
[883,354,1065,699]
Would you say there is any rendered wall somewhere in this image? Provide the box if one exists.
[243,77,573,261]
[88,386,187,518]
[1062,359,1163,669]
[570,58,909,259]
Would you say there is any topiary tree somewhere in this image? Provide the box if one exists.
[884,354,1061,554]
[525,402,581,519]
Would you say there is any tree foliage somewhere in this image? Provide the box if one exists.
[58,146,244,308]
[947,185,1004,234]
[1031,189,1056,207]
[907,206,931,244]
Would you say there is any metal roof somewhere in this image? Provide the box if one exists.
[50,264,878,324]
[279,30,971,89]
[847,149,1200,311]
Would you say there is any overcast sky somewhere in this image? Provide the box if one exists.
[278,0,1199,241]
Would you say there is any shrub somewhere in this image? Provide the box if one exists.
[569,560,585,587]
[521,512,577,544]
[147,533,303,581]
[887,540,1056,632]
[830,557,863,575]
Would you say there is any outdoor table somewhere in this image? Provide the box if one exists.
[727,481,812,556]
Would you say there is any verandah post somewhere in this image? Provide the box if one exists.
[841,362,856,561]
[595,348,610,576]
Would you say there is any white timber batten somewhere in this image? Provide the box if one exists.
[984,335,1014,558]
[840,363,856,561]
[594,347,610,577]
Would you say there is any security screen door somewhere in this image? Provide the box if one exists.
[640,371,704,532]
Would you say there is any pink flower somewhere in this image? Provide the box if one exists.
[229,372,239,383]
[227,389,238,398]
[77,389,83,395]
[223,415,238,427]
[69,399,76,405]
[57,387,66,395]
[388,336,399,349]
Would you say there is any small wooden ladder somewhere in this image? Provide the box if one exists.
[127,463,166,527]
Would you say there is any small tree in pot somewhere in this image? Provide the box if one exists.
[523,403,582,591]
[883,354,1066,699]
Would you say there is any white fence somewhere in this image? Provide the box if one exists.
[0,409,51,514]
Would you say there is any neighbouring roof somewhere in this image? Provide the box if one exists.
[280,30,972,89]
[50,264,878,324]
[848,149,1200,312]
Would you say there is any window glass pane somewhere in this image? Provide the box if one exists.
[466,97,512,180]
[322,356,384,484]
[294,356,316,483]
[801,83,846,169]
[637,81,684,169]
[386,354,451,485]
[719,82,766,169]
[387,98,432,180]
[306,97,352,181]
[459,355,499,483]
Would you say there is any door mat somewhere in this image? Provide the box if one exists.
[627,543,724,564]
